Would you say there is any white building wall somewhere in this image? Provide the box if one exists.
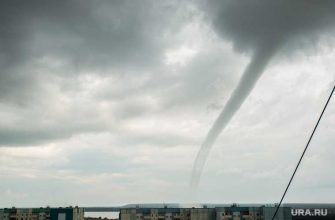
[150,209,158,220]
[120,209,136,220]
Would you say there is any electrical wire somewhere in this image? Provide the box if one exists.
[271,83,335,220]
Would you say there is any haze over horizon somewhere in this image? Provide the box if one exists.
[0,0,335,207]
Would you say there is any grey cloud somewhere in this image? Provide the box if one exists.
[0,0,201,146]
[0,1,160,67]
[0,115,107,146]
[116,133,198,148]
[0,0,193,104]
[165,49,243,107]
[203,0,335,54]
[59,149,129,174]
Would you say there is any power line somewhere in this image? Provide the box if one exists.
[271,83,335,220]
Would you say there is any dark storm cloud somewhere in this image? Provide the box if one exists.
[0,0,197,146]
[203,0,335,53]
[0,0,189,103]
[0,0,89,102]
[0,0,170,66]
[191,0,335,187]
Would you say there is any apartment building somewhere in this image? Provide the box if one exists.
[0,207,84,220]
[119,206,291,220]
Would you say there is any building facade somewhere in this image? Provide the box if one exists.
[0,207,84,220]
[120,206,291,220]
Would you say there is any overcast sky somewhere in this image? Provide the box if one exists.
[1,0,335,207]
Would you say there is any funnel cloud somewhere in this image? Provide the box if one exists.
[191,0,335,188]
[191,40,281,188]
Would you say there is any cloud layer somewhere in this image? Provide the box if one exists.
[0,0,335,207]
